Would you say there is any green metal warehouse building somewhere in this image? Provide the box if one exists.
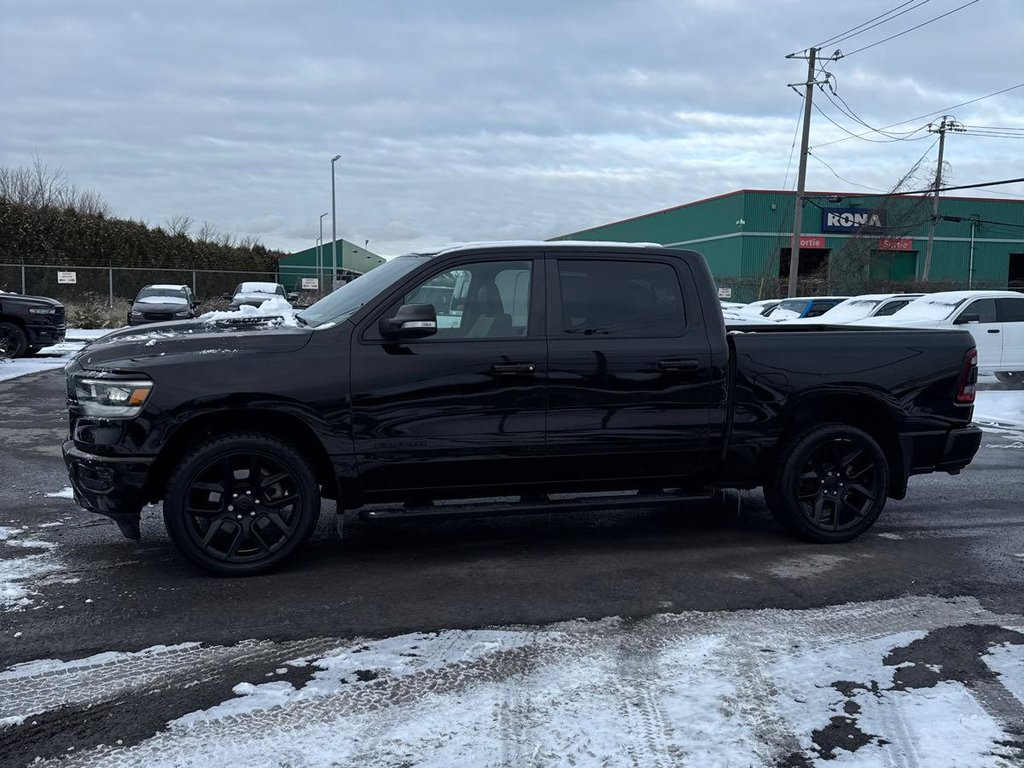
[556,189,1024,302]
[277,237,386,292]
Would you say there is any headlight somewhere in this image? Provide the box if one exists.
[29,307,57,315]
[130,310,143,317]
[174,309,190,317]
[75,376,154,419]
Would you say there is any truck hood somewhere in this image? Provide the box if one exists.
[0,293,63,309]
[72,316,313,370]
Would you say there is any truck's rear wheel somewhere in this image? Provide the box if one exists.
[163,433,321,575]
[765,423,888,543]
[0,322,27,359]
[995,371,1024,388]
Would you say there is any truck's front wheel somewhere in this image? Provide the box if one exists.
[163,433,321,575]
[765,424,889,543]
[0,322,27,359]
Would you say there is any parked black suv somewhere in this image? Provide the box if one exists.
[0,289,66,358]
[128,284,199,326]
[63,243,982,574]
[225,282,293,311]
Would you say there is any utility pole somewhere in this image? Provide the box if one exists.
[786,47,819,298]
[318,211,328,291]
[922,116,963,281]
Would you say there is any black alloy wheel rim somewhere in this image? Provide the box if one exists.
[0,328,15,358]
[183,451,303,563]
[795,437,880,533]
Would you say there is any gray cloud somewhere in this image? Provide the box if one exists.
[1,0,1022,256]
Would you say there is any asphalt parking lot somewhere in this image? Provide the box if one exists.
[2,369,1023,766]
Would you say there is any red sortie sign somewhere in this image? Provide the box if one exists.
[878,238,914,251]
[799,236,825,249]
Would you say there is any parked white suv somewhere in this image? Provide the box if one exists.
[855,290,1024,383]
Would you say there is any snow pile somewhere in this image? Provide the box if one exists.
[0,526,63,611]
[199,297,298,328]
[17,596,1023,767]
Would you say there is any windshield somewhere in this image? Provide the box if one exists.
[887,295,969,322]
[816,298,881,322]
[137,287,188,301]
[297,255,429,328]
[236,282,284,296]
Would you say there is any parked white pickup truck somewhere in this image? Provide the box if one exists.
[855,290,1024,385]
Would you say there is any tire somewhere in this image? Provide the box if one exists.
[995,371,1024,388]
[0,322,28,359]
[764,423,889,543]
[163,433,322,575]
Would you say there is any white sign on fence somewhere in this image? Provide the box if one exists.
[301,277,319,290]
[717,287,732,299]
[57,271,77,285]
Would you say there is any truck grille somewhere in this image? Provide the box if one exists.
[143,312,174,322]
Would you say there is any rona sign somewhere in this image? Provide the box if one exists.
[821,207,886,233]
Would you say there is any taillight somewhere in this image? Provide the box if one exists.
[956,348,978,404]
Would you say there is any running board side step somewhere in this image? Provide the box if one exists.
[358,490,717,522]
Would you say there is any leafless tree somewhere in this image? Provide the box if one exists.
[164,214,194,237]
[195,220,219,242]
[0,153,110,215]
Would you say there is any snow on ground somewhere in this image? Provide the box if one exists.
[0,328,120,383]
[974,390,1024,445]
[5,595,1022,767]
[0,525,64,611]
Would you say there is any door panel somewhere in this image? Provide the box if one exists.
[350,258,547,494]
[953,298,1002,371]
[997,297,1024,370]
[544,256,712,484]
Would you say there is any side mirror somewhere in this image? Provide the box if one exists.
[287,292,299,302]
[191,301,201,309]
[956,313,980,325]
[379,303,437,340]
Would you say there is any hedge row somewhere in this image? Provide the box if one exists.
[0,199,284,272]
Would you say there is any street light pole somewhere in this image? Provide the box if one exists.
[330,155,341,291]
[319,211,328,292]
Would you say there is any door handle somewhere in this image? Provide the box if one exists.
[491,362,536,375]
[657,358,700,372]
[987,329,1000,334]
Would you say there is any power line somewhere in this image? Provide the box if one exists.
[811,100,930,144]
[810,80,1024,149]
[807,0,923,51]
[841,0,982,58]
[821,86,930,141]
[826,0,934,48]
[806,152,888,192]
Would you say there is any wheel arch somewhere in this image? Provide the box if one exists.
[773,390,907,499]
[144,408,339,503]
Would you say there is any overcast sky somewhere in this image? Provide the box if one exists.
[2,0,1023,256]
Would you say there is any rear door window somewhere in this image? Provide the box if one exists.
[556,260,685,337]
[997,297,1024,322]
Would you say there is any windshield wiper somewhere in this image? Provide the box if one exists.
[294,314,309,327]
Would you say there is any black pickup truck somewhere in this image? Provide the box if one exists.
[0,290,66,358]
[63,243,982,574]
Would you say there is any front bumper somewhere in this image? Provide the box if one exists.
[26,323,66,348]
[63,440,154,538]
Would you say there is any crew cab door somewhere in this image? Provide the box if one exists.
[996,296,1024,370]
[952,298,1002,371]
[350,255,546,494]
[543,253,713,484]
